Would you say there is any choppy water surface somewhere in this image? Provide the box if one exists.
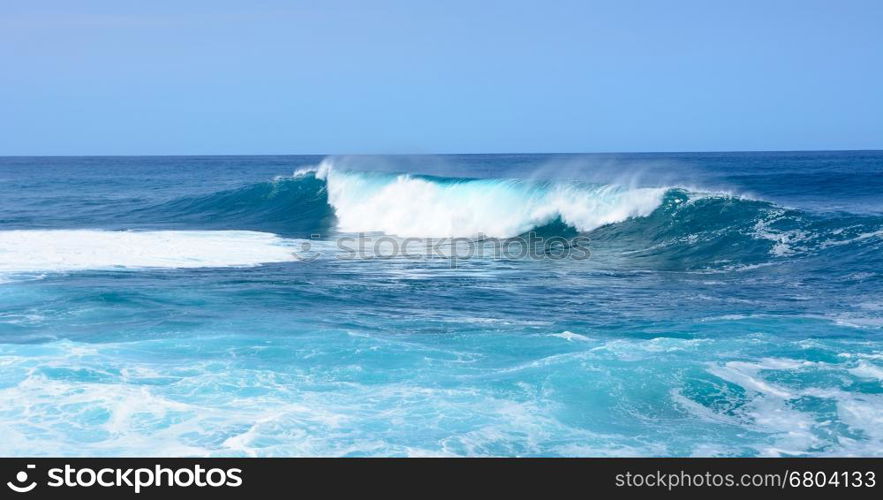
[1,152,881,456]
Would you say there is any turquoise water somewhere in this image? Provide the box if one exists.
[0,152,881,456]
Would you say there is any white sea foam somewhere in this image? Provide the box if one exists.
[0,230,300,275]
[549,331,593,342]
[0,339,636,457]
[751,211,811,257]
[315,160,666,238]
[671,356,883,456]
[849,361,883,381]
[706,361,795,399]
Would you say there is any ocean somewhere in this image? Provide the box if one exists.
[0,151,881,456]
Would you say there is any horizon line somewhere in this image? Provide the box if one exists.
[1,148,882,159]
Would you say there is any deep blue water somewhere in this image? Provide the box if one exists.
[1,152,882,456]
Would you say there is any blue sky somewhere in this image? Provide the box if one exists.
[1,0,881,155]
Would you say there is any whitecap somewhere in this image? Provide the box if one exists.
[316,160,667,238]
[0,230,302,276]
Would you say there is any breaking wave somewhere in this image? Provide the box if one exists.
[118,159,883,270]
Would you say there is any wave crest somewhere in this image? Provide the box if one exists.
[114,158,883,271]
[316,160,667,238]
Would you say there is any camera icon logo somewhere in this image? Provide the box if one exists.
[7,464,37,493]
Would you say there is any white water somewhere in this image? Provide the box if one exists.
[0,230,300,274]
[315,161,666,238]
